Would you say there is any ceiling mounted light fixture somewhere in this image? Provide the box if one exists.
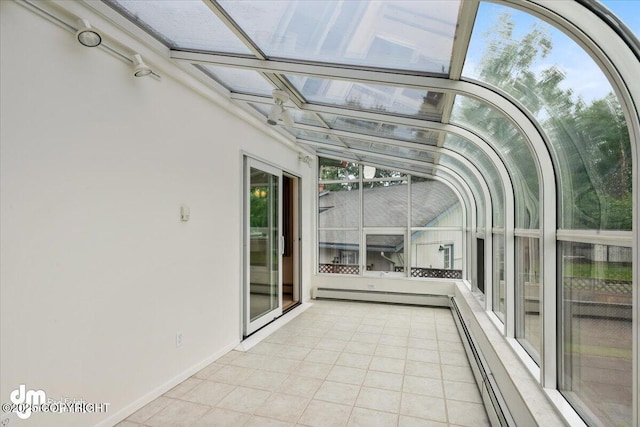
[132,54,152,77]
[267,89,293,127]
[75,19,102,48]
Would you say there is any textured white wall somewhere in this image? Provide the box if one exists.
[0,2,312,425]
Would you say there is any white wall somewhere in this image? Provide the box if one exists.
[0,2,313,425]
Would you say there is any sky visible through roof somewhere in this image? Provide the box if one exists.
[464,2,627,103]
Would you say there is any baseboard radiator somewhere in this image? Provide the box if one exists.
[450,297,514,426]
[311,287,450,307]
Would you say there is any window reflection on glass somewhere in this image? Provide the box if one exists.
[559,242,632,426]
[218,0,460,74]
[366,235,405,273]
[516,237,541,362]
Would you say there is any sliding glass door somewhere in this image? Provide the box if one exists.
[244,158,282,336]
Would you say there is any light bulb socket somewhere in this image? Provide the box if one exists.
[132,54,152,77]
[76,19,102,48]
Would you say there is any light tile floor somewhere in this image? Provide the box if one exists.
[118,300,490,427]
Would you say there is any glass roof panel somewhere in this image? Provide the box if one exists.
[106,1,251,53]
[287,128,344,147]
[251,104,325,127]
[463,3,631,231]
[449,96,539,229]
[288,111,326,127]
[198,65,273,96]
[217,0,459,74]
[315,148,359,163]
[287,75,445,121]
[341,137,435,164]
[321,114,441,145]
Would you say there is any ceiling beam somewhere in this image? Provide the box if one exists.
[170,49,465,93]
[231,92,510,166]
[232,92,448,130]
[439,0,480,152]
[449,0,480,80]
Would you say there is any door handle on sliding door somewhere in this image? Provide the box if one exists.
[280,236,285,255]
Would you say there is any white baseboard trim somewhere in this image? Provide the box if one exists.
[97,340,239,427]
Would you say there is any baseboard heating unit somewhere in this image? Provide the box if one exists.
[450,296,514,426]
[311,287,450,307]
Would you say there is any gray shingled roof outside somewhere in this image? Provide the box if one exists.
[319,180,459,251]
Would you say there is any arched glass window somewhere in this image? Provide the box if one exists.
[464,3,634,424]
[450,96,539,229]
[464,3,631,231]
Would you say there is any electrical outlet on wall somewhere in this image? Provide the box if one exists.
[176,332,183,348]
[367,283,375,290]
